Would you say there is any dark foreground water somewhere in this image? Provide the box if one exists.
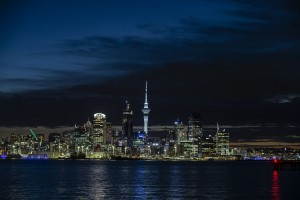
[0,160,300,199]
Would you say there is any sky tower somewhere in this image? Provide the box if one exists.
[142,81,150,135]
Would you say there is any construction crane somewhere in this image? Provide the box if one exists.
[29,129,43,155]
[29,129,39,141]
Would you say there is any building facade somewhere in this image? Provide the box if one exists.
[215,124,230,155]
[122,101,134,147]
[187,112,203,158]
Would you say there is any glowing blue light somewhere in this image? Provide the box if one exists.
[138,134,144,139]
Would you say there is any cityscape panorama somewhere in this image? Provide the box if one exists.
[1,81,299,160]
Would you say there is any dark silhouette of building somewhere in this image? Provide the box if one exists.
[122,101,133,146]
[48,133,61,143]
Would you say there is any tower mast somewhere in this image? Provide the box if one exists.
[142,81,150,135]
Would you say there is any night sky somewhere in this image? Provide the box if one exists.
[0,0,300,144]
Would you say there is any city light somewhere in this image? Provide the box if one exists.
[0,82,299,161]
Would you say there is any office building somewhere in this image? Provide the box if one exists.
[187,112,203,157]
[215,123,230,155]
[122,101,133,139]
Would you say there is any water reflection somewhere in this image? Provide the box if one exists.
[85,163,109,199]
[2,160,295,199]
[272,170,280,200]
[134,164,145,198]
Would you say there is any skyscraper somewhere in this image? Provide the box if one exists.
[174,119,185,144]
[215,123,230,155]
[187,113,203,140]
[92,113,106,146]
[187,112,203,157]
[142,81,150,135]
[122,101,133,140]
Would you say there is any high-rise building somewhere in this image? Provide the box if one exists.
[84,119,93,135]
[142,81,150,135]
[187,113,203,139]
[92,113,106,148]
[187,112,203,157]
[166,119,185,157]
[174,119,185,144]
[215,123,230,155]
[122,101,133,141]
[202,135,216,157]
[72,126,87,152]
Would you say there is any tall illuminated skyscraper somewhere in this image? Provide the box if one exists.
[215,123,230,155]
[142,81,150,135]
[92,113,106,145]
[187,112,203,157]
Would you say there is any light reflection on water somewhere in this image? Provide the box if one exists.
[1,160,300,199]
[272,170,280,200]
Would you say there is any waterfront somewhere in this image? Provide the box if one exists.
[1,160,300,199]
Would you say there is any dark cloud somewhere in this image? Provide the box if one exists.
[0,0,300,140]
[57,1,300,67]
[267,95,300,104]
[2,0,300,93]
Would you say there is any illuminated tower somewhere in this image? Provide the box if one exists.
[142,81,150,135]
[92,113,106,145]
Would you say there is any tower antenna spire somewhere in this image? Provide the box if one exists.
[145,80,148,104]
[142,80,150,134]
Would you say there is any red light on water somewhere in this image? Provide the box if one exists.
[274,159,277,163]
[272,170,280,200]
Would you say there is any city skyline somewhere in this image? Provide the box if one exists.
[0,0,300,147]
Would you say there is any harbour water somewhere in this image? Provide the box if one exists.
[0,160,300,199]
